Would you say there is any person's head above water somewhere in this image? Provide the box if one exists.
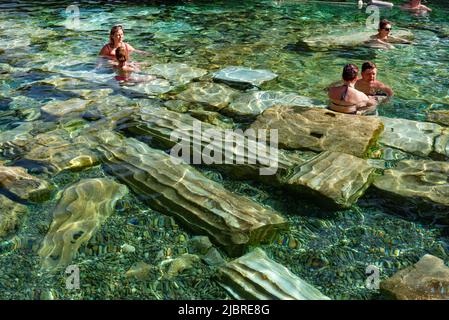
[109,25,124,46]
[361,62,377,82]
[378,19,392,37]
[115,45,128,64]
[342,64,359,83]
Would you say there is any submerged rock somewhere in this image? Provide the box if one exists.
[146,63,207,85]
[0,194,27,238]
[372,160,449,223]
[124,78,174,96]
[0,122,34,145]
[175,82,240,111]
[0,165,51,202]
[213,66,277,89]
[250,106,384,158]
[218,248,330,300]
[281,151,375,209]
[224,90,326,119]
[303,29,414,49]
[125,262,153,280]
[120,105,306,180]
[38,178,128,271]
[381,254,449,300]
[379,117,445,157]
[161,253,201,278]
[88,130,287,256]
[41,98,90,117]
[427,110,449,127]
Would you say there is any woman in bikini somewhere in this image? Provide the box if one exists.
[99,25,150,62]
[328,64,377,115]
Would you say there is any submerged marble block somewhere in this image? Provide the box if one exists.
[218,248,330,300]
[0,165,51,202]
[381,254,449,300]
[175,82,240,111]
[372,160,449,222]
[303,29,414,49]
[250,106,384,158]
[0,194,27,238]
[224,90,326,119]
[281,151,375,208]
[379,117,447,158]
[213,66,278,89]
[41,98,90,117]
[39,178,128,271]
[120,106,306,180]
[89,130,287,256]
[146,63,207,85]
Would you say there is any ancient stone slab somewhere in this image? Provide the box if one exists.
[38,178,128,271]
[146,63,207,85]
[213,66,278,89]
[120,106,306,180]
[175,82,240,111]
[250,106,384,158]
[281,151,375,208]
[303,29,414,49]
[372,160,449,223]
[381,254,449,300]
[224,90,326,119]
[218,248,330,300]
[41,98,90,117]
[89,130,287,256]
[379,116,447,157]
[0,165,51,202]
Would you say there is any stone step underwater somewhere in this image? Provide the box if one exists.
[119,106,375,209]
[85,129,288,257]
[217,247,330,300]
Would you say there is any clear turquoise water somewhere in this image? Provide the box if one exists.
[0,0,448,300]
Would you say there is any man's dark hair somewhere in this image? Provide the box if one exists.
[379,19,391,30]
[342,64,359,81]
[362,61,377,73]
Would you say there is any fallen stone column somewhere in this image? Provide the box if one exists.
[89,130,287,256]
[218,248,330,300]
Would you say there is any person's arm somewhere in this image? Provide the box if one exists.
[376,81,394,96]
[127,43,152,56]
[421,5,432,12]
[389,36,414,44]
[374,38,395,49]
[99,44,110,56]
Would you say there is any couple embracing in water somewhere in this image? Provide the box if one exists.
[99,25,155,83]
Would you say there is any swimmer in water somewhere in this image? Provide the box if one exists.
[99,25,151,61]
[400,0,432,13]
[355,61,393,99]
[370,19,414,49]
[114,46,155,83]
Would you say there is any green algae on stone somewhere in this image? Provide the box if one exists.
[0,195,27,239]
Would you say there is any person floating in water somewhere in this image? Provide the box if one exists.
[114,46,155,83]
[327,64,377,115]
[370,19,414,49]
[400,0,432,13]
[355,62,393,99]
[99,25,151,61]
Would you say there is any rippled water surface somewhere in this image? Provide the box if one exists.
[0,0,448,300]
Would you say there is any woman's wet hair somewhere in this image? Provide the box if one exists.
[342,64,359,81]
[109,25,124,44]
[379,19,391,30]
[115,46,128,62]
[362,61,377,72]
